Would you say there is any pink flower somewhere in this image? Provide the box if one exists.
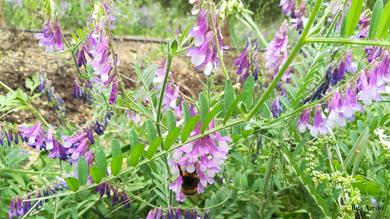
[308,105,329,137]
[265,22,288,76]
[163,82,180,111]
[357,71,382,105]
[326,91,347,129]
[34,19,64,52]
[89,31,113,83]
[169,120,231,201]
[341,83,364,118]
[298,108,311,133]
[187,10,223,76]
[18,123,45,150]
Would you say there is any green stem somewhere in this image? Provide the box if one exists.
[26,118,246,202]
[156,54,173,137]
[209,1,230,80]
[0,168,60,176]
[305,37,390,47]
[246,0,323,120]
[0,80,50,127]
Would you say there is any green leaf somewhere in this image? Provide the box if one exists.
[182,101,191,123]
[170,39,178,53]
[145,120,158,143]
[352,176,384,196]
[242,75,255,108]
[77,157,88,186]
[65,177,80,192]
[369,0,384,39]
[344,128,370,172]
[95,149,107,177]
[345,0,364,37]
[224,80,235,114]
[164,127,181,150]
[111,156,123,176]
[340,15,348,37]
[282,149,332,217]
[111,139,122,158]
[223,95,242,125]
[201,103,223,133]
[167,110,177,131]
[179,23,192,45]
[377,0,390,39]
[90,166,103,184]
[181,115,200,142]
[130,130,139,146]
[199,92,209,125]
[146,138,163,159]
[130,143,144,166]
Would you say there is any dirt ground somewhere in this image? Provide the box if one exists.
[0,28,238,125]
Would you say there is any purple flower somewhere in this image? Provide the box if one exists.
[280,0,306,32]
[96,183,130,208]
[163,82,180,111]
[341,83,363,118]
[48,139,67,160]
[89,31,113,83]
[308,104,329,137]
[265,22,288,77]
[146,207,206,219]
[34,19,64,52]
[271,97,283,118]
[62,132,94,165]
[38,72,45,93]
[365,47,382,63]
[187,10,223,76]
[154,59,167,86]
[358,10,370,39]
[169,120,231,201]
[298,108,311,133]
[108,78,118,104]
[326,90,347,129]
[357,70,383,106]
[76,45,90,67]
[19,123,45,150]
[234,40,259,82]
[331,50,357,85]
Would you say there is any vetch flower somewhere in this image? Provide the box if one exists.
[187,10,224,76]
[89,30,113,83]
[271,97,283,118]
[34,19,64,52]
[298,108,311,133]
[169,120,231,201]
[341,83,363,118]
[280,0,306,32]
[357,71,382,106]
[19,123,45,150]
[163,82,180,111]
[108,77,118,104]
[154,59,167,86]
[308,104,330,137]
[96,183,131,208]
[330,50,357,85]
[265,22,288,77]
[358,10,370,39]
[146,207,207,219]
[365,47,382,63]
[326,90,347,129]
[234,39,259,82]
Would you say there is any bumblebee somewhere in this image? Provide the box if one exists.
[178,165,200,196]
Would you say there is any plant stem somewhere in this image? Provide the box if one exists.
[246,0,323,120]
[305,37,390,47]
[26,118,246,202]
[209,1,230,80]
[156,54,173,137]
[0,168,60,176]
[0,80,50,127]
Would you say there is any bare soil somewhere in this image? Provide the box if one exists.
[0,28,238,125]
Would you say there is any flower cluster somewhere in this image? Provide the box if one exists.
[96,183,131,208]
[298,51,390,137]
[146,207,209,219]
[187,10,224,76]
[265,21,288,78]
[280,0,306,32]
[169,119,231,201]
[34,19,64,52]
[9,180,68,219]
[233,39,259,82]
